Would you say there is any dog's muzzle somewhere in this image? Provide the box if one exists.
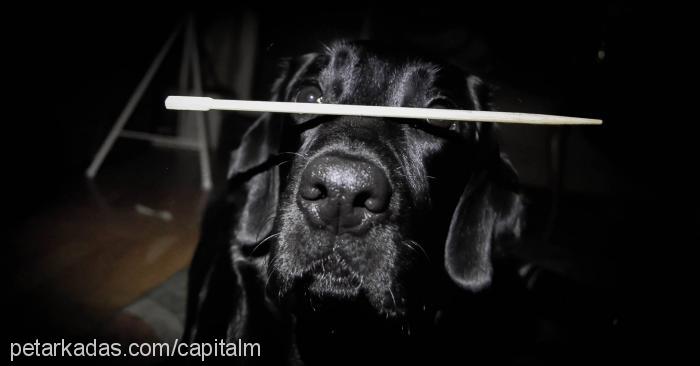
[297,153,392,235]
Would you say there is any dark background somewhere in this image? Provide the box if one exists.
[5,2,689,363]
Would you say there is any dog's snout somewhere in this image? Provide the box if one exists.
[298,154,391,234]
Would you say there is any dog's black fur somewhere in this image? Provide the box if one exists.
[183,41,527,365]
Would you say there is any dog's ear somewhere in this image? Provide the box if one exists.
[226,58,296,248]
[444,75,523,291]
[227,54,319,248]
[227,114,283,248]
[466,75,490,111]
[444,150,524,291]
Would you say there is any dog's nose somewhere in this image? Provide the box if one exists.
[298,154,391,234]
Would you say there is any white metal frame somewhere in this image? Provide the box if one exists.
[85,16,212,190]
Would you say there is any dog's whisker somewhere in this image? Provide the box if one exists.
[354,276,364,291]
[252,232,281,255]
[254,213,278,242]
[264,272,273,294]
[264,264,279,297]
[265,252,279,275]
[320,41,332,55]
[279,151,309,159]
[275,160,291,169]
[404,240,431,263]
[391,167,408,179]
[389,289,397,310]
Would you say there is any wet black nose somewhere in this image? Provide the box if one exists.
[298,154,391,234]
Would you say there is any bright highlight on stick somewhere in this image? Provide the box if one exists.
[165,96,602,125]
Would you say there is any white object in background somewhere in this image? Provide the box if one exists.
[165,96,602,126]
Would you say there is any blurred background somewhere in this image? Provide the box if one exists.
[6,2,685,364]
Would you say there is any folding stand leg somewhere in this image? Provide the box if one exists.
[186,18,213,191]
[85,23,182,178]
[177,20,193,133]
[85,16,211,191]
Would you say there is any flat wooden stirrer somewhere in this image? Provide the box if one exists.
[165,96,602,125]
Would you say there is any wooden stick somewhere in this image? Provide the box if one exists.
[165,96,602,125]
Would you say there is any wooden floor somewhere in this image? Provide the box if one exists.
[9,144,207,339]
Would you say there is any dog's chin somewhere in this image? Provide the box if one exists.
[273,262,406,318]
[271,220,410,317]
[295,279,408,320]
[303,255,363,299]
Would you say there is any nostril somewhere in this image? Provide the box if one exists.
[301,182,327,201]
[364,196,387,213]
[353,190,388,213]
[352,190,371,208]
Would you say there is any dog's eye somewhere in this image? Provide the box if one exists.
[295,85,324,104]
[426,99,457,131]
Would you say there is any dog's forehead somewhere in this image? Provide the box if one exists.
[314,43,447,107]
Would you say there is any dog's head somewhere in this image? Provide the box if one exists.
[229,41,523,320]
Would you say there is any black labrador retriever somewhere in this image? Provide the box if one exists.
[183,40,526,365]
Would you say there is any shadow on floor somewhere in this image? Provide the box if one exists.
[9,143,206,342]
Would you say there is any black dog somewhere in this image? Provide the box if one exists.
[183,41,526,365]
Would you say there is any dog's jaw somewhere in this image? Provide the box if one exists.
[269,204,408,316]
